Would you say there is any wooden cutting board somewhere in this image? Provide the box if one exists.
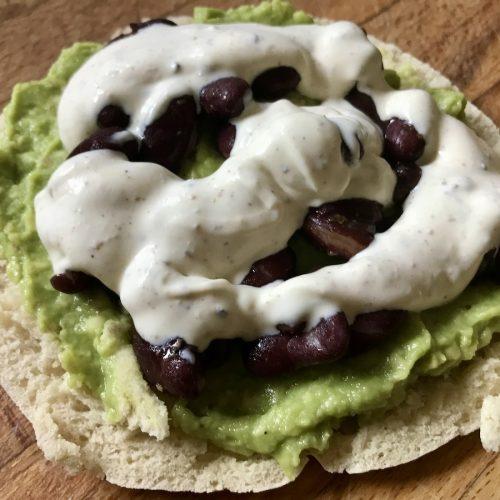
[0,1,499,498]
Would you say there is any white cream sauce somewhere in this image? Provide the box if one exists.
[35,22,500,349]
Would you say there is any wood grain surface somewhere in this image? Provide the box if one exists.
[0,1,499,498]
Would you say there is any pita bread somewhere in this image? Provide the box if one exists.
[0,16,498,493]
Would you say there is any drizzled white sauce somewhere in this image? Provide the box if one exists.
[35,23,500,349]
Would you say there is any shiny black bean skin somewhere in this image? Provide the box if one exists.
[345,88,425,170]
[287,313,349,367]
[392,162,422,204]
[97,105,130,129]
[243,334,293,376]
[252,66,301,101]
[303,215,373,260]
[350,310,407,352]
[244,312,349,377]
[384,118,425,163]
[345,86,384,128]
[140,95,198,172]
[303,199,383,260]
[217,123,236,158]
[50,270,93,294]
[241,248,295,287]
[68,127,139,161]
[376,206,403,233]
[200,77,249,119]
[352,310,407,336]
[132,332,203,398]
[314,199,384,227]
[276,322,306,336]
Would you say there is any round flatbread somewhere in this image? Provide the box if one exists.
[0,17,498,493]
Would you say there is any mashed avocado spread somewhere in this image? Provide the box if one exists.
[0,0,495,475]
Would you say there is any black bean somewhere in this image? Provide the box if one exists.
[376,206,403,233]
[68,127,139,161]
[384,118,425,163]
[97,105,130,129]
[392,162,422,204]
[217,123,236,158]
[350,310,407,352]
[276,322,306,336]
[345,86,384,128]
[288,313,349,367]
[200,77,249,119]
[243,334,293,376]
[132,332,203,398]
[303,199,383,259]
[303,217,372,259]
[315,199,384,227]
[50,270,93,294]
[252,66,301,101]
[243,312,349,377]
[108,19,176,45]
[140,95,198,172]
[241,248,295,287]
[352,310,406,336]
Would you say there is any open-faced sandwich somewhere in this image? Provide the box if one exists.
[1,0,499,493]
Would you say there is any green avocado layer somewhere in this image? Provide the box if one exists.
[0,0,492,476]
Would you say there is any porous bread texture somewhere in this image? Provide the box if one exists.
[0,19,499,493]
[481,395,500,452]
[317,342,500,473]
[0,264,292,492]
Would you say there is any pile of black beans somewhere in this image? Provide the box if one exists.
[52,29,491,398]
[67,71,302,169]
[345,86,424,205]
[69,19,304,172]
[125,241,408,396]
[299,86,426,260]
